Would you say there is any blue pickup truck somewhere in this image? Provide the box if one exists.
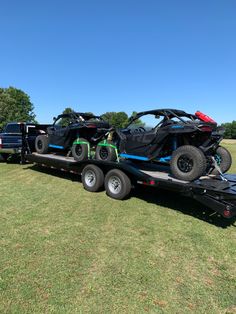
[0,122,48,161]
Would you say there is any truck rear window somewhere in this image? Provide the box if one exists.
[5,124,21,133]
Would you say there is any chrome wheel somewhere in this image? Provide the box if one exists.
[84,170,96,187]
[108,176,122,194]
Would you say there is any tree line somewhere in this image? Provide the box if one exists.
[221,121,236,139]
[0,86,235,138]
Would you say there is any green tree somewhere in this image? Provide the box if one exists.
[101,112,129,128]
[221,121,236,139]
[0,86,36,129]
[221,123,231,139]
[62,107,75,115]
[231,121,236,139]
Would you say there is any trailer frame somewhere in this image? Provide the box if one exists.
[25,152,236,219]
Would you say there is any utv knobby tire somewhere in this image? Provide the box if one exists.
[105,169,131,200]
[211,146,232,174]
[170,145,207,181]
[95,145,117,162]
[35,135,49,154]
[82,165,104,192]
[71,138,89,162]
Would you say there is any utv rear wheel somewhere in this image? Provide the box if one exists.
[71,138,89,161]
[170,145,207,181]
[211,146,232,174]
[82,165,104,192]
[35,135,49,154]
[95,145,117,162]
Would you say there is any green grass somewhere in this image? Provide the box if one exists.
[0,143,236,313]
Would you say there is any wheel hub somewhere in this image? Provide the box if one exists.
[177,155,193,173]
[76,145,82,156]
[85,170,96,187]
[38,140,43,149]
[108,176,122,194]
[214,154,222,165]
[100,147,108,160]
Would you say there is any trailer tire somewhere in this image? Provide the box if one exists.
[35,135,49,154]
[105,169,131,200]
[71,138,89,161]
[170,145,206,181]
[211,146,232,174]
[95,145,117,162]
[82,165,104,192]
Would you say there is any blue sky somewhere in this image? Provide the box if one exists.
[0,0,235,123]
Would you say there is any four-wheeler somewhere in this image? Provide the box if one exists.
[96,109,232,181]
[35,112,111,161]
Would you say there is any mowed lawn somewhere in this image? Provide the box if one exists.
[0,143,236,313]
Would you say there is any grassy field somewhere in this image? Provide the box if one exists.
[0,143,236,313]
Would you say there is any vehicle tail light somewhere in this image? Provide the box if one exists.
[200,126,212,132]
[87,124,96,128]
[149,180,155,185]
[223,209,231,218]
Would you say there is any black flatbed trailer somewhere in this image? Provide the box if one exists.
[26,153,236,219]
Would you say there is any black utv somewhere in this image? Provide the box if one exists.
[35,112,110,161]
[96,109,232,181]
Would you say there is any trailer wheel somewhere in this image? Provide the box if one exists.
[105,169,131,200]
[211,146,232,174]
[82,165,104,192]
[95,145,117,162]
[71,138,89,161]
[35,135,49,154]
[170,145,206,181]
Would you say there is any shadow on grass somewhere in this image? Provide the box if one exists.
[24,164,236,229]
[0,155,22,164]
[24,163,81,182]
[132,186,236,228]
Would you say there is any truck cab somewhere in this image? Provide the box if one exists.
[0,122,47,161]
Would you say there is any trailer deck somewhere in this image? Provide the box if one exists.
[26,153,236,218]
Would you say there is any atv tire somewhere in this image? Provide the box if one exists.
[71,138,89,162]
[95,144,117,162]
[35,135,49,154]
[170,145,207,181]
[211,146,232,174]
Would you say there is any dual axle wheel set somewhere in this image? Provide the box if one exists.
[82,165,131,200]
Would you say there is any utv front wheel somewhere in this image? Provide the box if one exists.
[170,145,207,181]
[71,138,89,161]
[35,135,49,154]
[211,146,232,174]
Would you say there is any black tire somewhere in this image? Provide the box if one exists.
[35,135,49,154]
[82,165,104,192]
[170,145,207,181]
[211,146,232,174]
[104,169,131,200]
[95,145,117,162]
[0,153,9,161]
[71,138,89,161]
